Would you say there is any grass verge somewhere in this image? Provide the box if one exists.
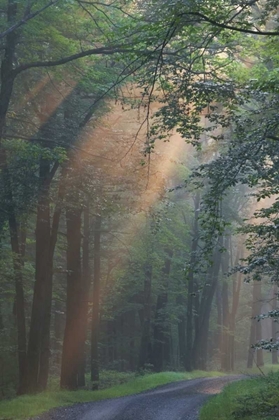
[0,370,222,420]
[199,371,279,420]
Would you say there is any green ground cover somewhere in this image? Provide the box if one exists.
[0,370,222,420]
[200,368,279,420]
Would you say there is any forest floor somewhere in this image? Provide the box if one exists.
[0,371,224,420]
[29,375,242,420]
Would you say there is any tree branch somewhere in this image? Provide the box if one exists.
[14,45,135,75]
[180,11,279,36]
[0,0,59,40]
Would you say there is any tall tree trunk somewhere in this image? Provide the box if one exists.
[229,266,242,371]
[0,0,17,139]
[54,299,64,366]
[153,249,173,372]
[129,310,136,371]
[9,217,27,395]
[247,281,263,368]
[38,176,63,391]
[185,193,200,371]
[60,208,82,389]
[256,282,264,367]
[177,295,186,369]
[138,263,152,370]
[221,280,230,371]
[192,237,223,370]
[0,0,27,395]
[91,215,102,389]
[272,284,278,364]
[220,237,230,371]
[78,204,91,387]
[27,160,52,393]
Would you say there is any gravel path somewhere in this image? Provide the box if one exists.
[33,375,242,420]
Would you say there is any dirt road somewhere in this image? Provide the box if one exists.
[35,376,241,420]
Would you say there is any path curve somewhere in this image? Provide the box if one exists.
[35,375,242,420]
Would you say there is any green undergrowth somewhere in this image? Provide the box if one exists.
[200,370,279,420]
[0,370,222,420]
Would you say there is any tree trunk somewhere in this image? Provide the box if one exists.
[91,215,102,389]
[9,216,27,395]
[0,1,27,394]
[129,310,136,371]
[192,237,223,370]
[229,267,242,371]
[138,263,152,370]
[60,208,82,389]
[247,281,263,368]
[38,167,64,390]
[221,280,230,371]
[220,236,230,371]
[153,249,172,372]
[54,299,64,366]
[0,0,17,139]
[272,284,278,364]
[78,204,91,387]
[185,193,200,371]
[27,159,52,393]
[256,282,264,367]
[177,295,186,369]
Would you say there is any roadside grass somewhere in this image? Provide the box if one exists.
[200,370,279,420]
[0,370,223,420]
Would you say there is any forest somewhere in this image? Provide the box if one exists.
[1,0,279,414]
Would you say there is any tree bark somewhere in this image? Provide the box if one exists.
[78,203,91,387]
[153,249,172,372]
[220,237,230,371]
[247,281,263,368]
[60,208,82,389]
[0,0,27,395]
[272,284,278,364]
[27,159,53,393]
[91,215,102,389]
[185,192,200,371]
[192,237,223,370]
[138,263,153,370]
[0,0,17,139]
[9,216,27,395]
[229,266,242,371]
